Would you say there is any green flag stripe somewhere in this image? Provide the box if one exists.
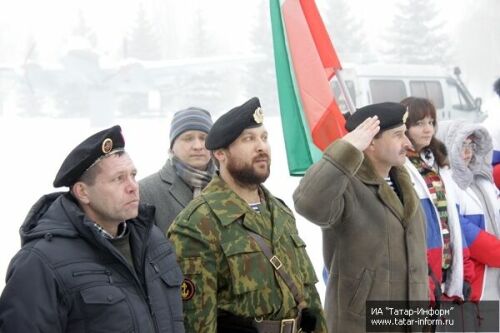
[270,0,320,176]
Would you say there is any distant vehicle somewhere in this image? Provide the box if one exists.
[331,63,487,122]
[0,50,266,120]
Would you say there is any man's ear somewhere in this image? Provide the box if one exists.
[72,182,90,204]
[365,140,377,152]
[213,149,226,163]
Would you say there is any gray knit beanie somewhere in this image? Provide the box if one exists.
[170,107,213,147]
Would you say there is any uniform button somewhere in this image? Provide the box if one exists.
[107,295,113,302]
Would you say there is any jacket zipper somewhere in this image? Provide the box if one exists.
[72,270,113,283]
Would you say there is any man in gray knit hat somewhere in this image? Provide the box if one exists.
[140,107,215,232]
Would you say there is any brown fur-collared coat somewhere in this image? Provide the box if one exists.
[293,140,429,333]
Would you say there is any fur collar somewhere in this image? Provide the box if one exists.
[357,156,420,224]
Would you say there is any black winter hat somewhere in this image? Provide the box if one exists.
[345,102,408,133]
[205,97,264,150]
[53,125,125,187]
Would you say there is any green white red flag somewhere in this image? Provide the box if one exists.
[270,0,347,175]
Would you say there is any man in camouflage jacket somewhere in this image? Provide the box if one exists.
[168,97,327,333]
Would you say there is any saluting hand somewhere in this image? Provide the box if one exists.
[341,116,380,152]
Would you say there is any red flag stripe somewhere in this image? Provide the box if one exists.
[299,0,342,80]
[282,0,346,151]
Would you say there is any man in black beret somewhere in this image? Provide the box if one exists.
[294,102,429,332]
[0,125,185,333]
[168,97,328,333]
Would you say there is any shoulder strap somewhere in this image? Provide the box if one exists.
[246,229,307,310]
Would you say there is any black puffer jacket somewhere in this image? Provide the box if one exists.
[0,192,185,333]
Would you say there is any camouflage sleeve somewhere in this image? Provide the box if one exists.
[291,233,328,333]
[304,284,328,333]
[168,211,219,333]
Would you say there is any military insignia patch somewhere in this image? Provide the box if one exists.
[253,107,264,124]
[101,138,113,154]
[181,278,195,301]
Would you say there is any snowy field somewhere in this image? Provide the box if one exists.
[0,115,326,301]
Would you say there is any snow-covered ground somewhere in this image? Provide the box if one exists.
[0,115,326,301]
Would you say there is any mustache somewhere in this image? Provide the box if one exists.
[253,153,270,161]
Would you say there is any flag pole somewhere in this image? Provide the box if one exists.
[335,70,356,115]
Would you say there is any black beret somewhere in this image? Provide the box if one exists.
[53,125,125,188]
[205,97,264,150]
[345,102,408,132]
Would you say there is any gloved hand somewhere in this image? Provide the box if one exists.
[299,308,317,333]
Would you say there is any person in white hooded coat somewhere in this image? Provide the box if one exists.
[437,120,500,332]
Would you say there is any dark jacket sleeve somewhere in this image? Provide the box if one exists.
[0,248,68,332]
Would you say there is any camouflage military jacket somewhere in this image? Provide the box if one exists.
[168,175,327,333]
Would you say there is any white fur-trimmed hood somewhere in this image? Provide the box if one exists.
[436,120,493,189]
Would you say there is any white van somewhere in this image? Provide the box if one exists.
[331,64,487,122]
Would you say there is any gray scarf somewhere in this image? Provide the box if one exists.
[171,156,216,197]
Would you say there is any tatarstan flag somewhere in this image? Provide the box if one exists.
[270,0,347,176]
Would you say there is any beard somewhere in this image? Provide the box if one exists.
[226,153,271,187]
